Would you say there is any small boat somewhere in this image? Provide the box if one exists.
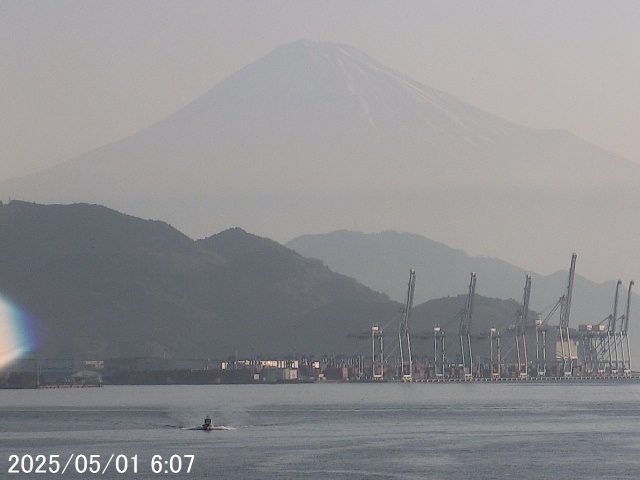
[193,415,233,431]
[202,415,214,430]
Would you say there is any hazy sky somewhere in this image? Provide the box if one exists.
[1,0,639,183]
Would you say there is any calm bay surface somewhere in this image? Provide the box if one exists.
[2,382,640,479]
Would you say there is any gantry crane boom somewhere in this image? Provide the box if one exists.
[560,253,577,329]
[610,280,622,372]
[465,272,476,335]
[558,253,577,375]
[624,280,634,335]
[522,275,531,329]
[399,269,416,381]
[624,280,634,373]
[612,280,622,333]
[516,275,531,377]
[460,272,476,378]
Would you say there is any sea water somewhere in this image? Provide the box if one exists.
[2,382,640,479]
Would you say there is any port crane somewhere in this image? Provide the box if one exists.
[622,280,634,375]
[347,269,416,381]
[348,318,399,380]
[609,280,623,374]
[578,279,634,376]
[459,272,476,378]
[514,275,531,378]
[534,299,563,377]
[412,303,474,378]
[488,326,501,378]
[531,253,576,376]
[578,318,607,375]
[609,279,634,375]
[558,253,577,376]
[371,324,384,380]
[399,269,416,381]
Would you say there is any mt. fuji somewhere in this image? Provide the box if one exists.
[2,40,639,281]
[3,39,638,197]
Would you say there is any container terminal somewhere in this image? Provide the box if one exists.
[343,253,636,382]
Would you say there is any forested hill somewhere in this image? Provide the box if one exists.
[0,201,394,358]
[1,201,530,360]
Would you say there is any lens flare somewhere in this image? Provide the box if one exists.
[0,294,37,370]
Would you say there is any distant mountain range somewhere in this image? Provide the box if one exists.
[286,230,639,351]
[1,201,537,361]
[1,39,639,282]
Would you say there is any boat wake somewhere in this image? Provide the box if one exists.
[183,425,235,431]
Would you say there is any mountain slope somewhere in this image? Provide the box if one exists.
[0,201,396,359]
[2,39,639,206]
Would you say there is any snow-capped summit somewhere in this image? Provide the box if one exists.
[3,39,639,203]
